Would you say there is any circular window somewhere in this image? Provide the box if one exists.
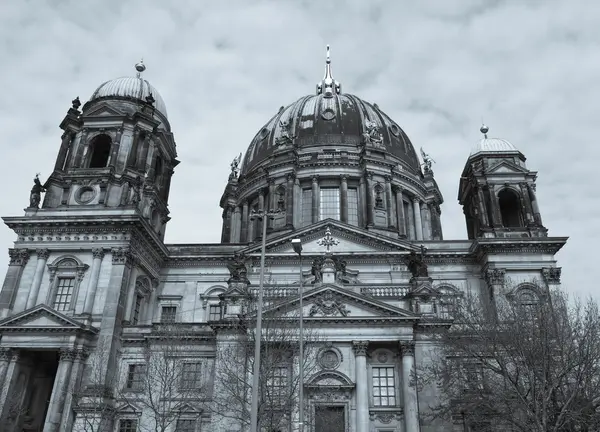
[319,349,340,370]
[389,124,401,137]
[259,127,270,140]
[75,186,96,204]
[321,108,336,121]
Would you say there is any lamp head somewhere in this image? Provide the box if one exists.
[291,238,302,255]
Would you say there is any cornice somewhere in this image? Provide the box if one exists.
[471,237,568,260]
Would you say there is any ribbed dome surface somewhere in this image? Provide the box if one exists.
[240,93,420,176]
[90,76,168,118]
[471,137,518,155]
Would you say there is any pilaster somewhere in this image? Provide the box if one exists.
[26,248,50,309]
[0,249,30,317]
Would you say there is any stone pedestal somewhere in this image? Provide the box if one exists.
[321,257,336,284]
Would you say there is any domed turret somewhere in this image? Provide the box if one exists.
[221,47,444,244]
[470,125,519,156]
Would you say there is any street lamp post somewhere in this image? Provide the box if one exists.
[250,208,282,432]
[291,238,304,432]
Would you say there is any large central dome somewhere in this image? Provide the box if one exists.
[240,47,420,177]
[240,93,420,176]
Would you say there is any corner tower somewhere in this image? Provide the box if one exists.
[458,125,546,239]
[42,61,179,240]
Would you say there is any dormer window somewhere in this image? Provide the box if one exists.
[88,134,112,168]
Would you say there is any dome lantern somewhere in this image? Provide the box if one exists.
[316,45,342,97]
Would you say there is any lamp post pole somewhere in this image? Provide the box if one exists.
[250,209,281,432]
[291,238,304,432]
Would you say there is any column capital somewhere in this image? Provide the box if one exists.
[8,248,30,266]
[399,340,415,357]
[366,171,374,180]
[352,341,369,356]
[267,177,276,185]
[111,247,134,265]
[412,196,420,204]
[75,349,90,361]
[484,268,505,286]
[312,176,319,183]
[59,348,78,362]
[36,248,50,260]
[542,267,561,284]
[92,248,105,260]
[0,347,12,361]
[340,174,348,182]
[384,175,392,183]
[392,184,403,194]
[286,172,296,181]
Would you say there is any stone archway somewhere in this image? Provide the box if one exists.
[306,371,354,432]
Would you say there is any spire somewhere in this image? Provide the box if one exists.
[135,59,146,78]
[316,45,342,97]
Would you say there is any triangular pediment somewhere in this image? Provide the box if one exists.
[242,220,419,255]
[261,284,417,320]
[116,401,141,414]
[0,304,98,334]
[486,160,529,175]
[83,102,124,118]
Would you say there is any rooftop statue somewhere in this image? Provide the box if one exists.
[29,174,45,209]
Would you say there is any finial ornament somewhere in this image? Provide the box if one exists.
[71,96,81,111]
[317,227,339,254]
[480,124,489,139]
[316,45,342,97]
[135,59,146,78]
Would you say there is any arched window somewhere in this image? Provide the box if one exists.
[88,134,112,168]
[498,189,522,227]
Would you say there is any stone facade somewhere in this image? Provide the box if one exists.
[0,62,567,432]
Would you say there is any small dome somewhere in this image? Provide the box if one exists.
[90,75,168,118]
[470,137,518,155]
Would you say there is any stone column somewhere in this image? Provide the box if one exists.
[221,206,233,243]
[72,128,89,167]
[475,186,490,227]
[412,199,423,241]
[108,127,123,169]
[340,175,349,223]
[528,184,543,225]
[0,350,20,418]
[123,266,140,323]
[83,248,105,315]
[59,349,89,431]
[359,177,367,226]
[311,176,319,223]
[385,176,395,228]
[484,268,506,314]
[26,249,50,309]
[0,348,12,389]
[421,204,431,240]
[366,173,375,227]
[430,204,443,240]
[126,128,141,168]
[286,173,295,227]
[352,341,369,432]
[519,182,535,225]
[400,341,420,432]
[267,178,275,231]
[241,201,249,242]
[0,249,30,317]
[394,186,406,237]
[136,133,151,171]
[43,348,76,432]
[487,184,502,227]
[54,130,75,171]
[233,206,242,242]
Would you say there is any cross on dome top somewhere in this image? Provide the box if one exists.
[317,227,339,254]
[316,45,342,97]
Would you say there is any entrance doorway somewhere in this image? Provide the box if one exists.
[314,405,345,432]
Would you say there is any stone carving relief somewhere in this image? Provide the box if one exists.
[318,346,342,370]
[8,249,30,266]
[542,267,561,284]
[485,268,506,285]
[309,291,349,317]
[227,252,248,283]
[362,119,384,147]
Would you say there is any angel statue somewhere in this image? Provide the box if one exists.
[229,153,242,180]
[29,174,45,208]
[420,147,435,173]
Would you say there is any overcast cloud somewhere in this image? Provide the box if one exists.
[0,0,597,296]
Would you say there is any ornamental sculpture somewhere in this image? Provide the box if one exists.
[275,119,294,146]
[229,153,242,180]
[362,119,383,147]
[227,251,248,283]
[404,246,428,278]
[29,174,45,208]
[420,147,435,173]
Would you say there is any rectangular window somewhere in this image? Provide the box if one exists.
[119,419,138,432]
[319,188,340,221]
[267,366,289,407]
[175,419,196,432]
[372,367,396,406]
[161,306,177,323]
[208,304,221,321]
[181,362,203,389]
[126,364,146,390]
[132,294,143,325]
[301,189,312,227]
[347,188,359,226]
[53,277,75,311]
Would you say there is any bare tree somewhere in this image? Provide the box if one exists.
[209,309,322,432]
[117,324,209,432]
[420,282,600,432]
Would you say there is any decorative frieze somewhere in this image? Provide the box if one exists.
[8,248,30,266]
[542,267,561,284]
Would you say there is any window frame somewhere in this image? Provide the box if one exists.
[160,305,177,323]
[371,366,398,407]
[125,363,146,391]
[174,418,197,432]
[46,256,89,314]
[86,133,113,169]
[181,362,203,390]
[319,187,341,221]
[118,418,138,432]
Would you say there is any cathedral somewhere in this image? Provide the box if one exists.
[0,49,566,432]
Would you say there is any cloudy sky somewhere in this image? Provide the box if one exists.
[0,0,597,297]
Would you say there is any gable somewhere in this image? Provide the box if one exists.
[263,285,417,320]
[83,103,124,117]
[243,220,418,255]
[0,304,98,334]
[486,160,529,175]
